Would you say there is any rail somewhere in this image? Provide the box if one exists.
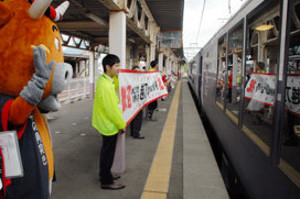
[58,77,90,102]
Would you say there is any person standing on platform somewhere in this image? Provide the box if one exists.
[92,54,126,190]
[130,66,145,139]
[147,60,159,121]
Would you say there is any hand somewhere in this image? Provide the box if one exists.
[119,128,126,134]
[20,47,55,106]
[33,46,55,80]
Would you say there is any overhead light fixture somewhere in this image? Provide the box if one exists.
[254,22,274,31]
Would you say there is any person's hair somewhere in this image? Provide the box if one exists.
[150,60,158,68]
[132,65,139,70]
[102,54,120,73]
[142,66,146,69]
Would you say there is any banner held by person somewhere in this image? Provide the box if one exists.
[119,69,168,124]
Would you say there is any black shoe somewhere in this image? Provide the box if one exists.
[133,135,145,139]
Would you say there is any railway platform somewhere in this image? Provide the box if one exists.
[48,78,228,199]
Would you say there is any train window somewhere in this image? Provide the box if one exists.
[279,0,300,184]
[216,35,226,109]
[242,2,281,154]
[226,23,244,118]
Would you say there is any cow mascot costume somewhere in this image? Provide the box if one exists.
[0,0,72,198]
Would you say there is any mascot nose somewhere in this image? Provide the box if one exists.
[51,63,73,94]
[63,63,73,84]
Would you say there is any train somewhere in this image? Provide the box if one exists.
[188,0,300,198]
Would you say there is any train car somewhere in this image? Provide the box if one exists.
[188,0,300,198]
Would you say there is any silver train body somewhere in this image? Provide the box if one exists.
[188,0,300,198]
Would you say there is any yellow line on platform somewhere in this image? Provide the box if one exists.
[141,80,181,199]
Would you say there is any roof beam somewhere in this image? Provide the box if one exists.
[57,21,107,32]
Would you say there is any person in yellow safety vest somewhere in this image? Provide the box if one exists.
[92,54,126,190]
[147,60,159,120]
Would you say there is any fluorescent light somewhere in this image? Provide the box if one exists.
[255,24,274,31]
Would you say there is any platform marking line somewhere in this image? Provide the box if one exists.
[242,125,270,155]
[141,80,181,199]
[216,101,224,110]
[225,109,238,125]
[279,159,300,187]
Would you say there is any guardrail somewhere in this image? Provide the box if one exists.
[58,77,90,102]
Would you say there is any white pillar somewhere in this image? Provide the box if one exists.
[150,43,156,61]
[146,44,150,70]
[158,53,163,71]
[109,11,126,68]
[89,51,95,99]
[109,11,126,174]
[131,44,138,67]
[166,56,170,75]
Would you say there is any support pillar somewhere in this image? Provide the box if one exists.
[109,11,126,68]
[131,44,139,67]
[166,56,170,75]
[146,44,150,70]
[109,11,126,174]
[158,52,163,71]
[150,43,156,61]
[89,51,95,99]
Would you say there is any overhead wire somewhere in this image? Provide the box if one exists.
[195,0,206,44]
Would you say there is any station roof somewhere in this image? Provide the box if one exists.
[53,0,184,58]
[146,0,184,32]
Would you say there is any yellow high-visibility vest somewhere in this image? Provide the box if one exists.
[92,73,126,136]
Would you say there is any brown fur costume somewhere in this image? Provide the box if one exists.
[0,0,69,198]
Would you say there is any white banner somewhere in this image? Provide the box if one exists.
[245,73,276,106]
[119,69,168,124]
[285,75,300,115]
[245,73,300,114]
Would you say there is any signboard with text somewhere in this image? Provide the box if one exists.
[245,73,300,115]
[119,69,168,124]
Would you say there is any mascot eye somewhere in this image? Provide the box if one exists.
[55,38,60,51]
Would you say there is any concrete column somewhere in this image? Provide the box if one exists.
[146,44,150,70]
[109,11,126,174]
[94,58,98,78]
[150,43,156,61]
[166,56,170,75]
[158,52,163,71]
[131,44,138,67]
[109,11,126,68]
[89,51,95,99]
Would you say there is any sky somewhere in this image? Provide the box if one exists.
[183,0,246,60]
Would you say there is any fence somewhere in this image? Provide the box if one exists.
[58,77,90,102]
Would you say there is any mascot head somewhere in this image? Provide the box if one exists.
[0,0,72,110]
[0,0,69,97]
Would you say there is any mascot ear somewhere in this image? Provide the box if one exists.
[0,2,13,28]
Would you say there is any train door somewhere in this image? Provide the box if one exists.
[216,35,227,109]
[278,0,300,189]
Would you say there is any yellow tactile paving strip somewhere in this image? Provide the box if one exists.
[141,80,181,199]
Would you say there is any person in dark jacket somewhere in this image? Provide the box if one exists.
[130,66,145,139]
